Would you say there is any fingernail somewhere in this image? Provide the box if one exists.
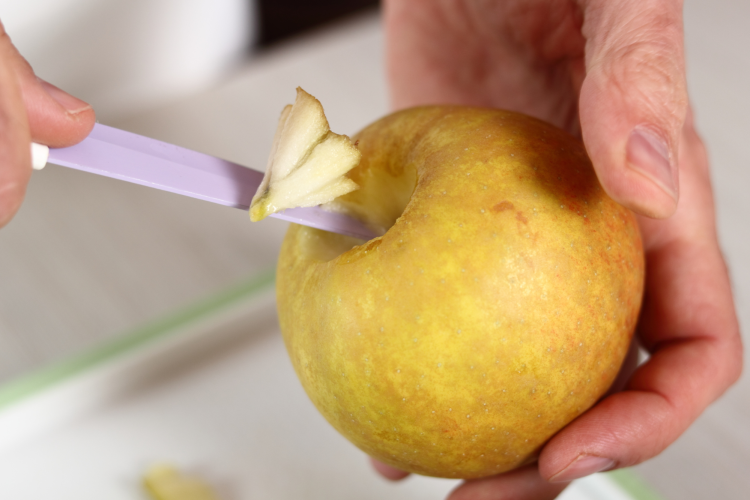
[549,455,615,483]
[626,126,677,201]
[39,79,91,114]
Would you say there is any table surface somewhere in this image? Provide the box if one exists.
[0,3,747,499]
[0,279,652,500]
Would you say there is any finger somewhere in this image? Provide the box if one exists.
[26,79,96,147]
[0,24,31,227]
[0,21,96,228]
[1,21,95,147]
[537,117,742,483]
[448,465,568,500]
[577,0,687,218]
[369,457,410,481]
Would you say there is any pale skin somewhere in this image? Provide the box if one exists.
[373,0,743,498]
[0,4,742,499]
[0,20,95,229]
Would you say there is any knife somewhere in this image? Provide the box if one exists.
[31,123,375,240]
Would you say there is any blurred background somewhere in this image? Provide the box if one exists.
[0,0,380,378]
[0,1,747,499]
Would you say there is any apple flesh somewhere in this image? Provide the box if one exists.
[143,465,219,500]
[250,87,361,222]
[275,106,644,479]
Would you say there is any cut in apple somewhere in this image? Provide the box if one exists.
[249,88,362,221]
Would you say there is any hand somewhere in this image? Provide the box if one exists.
[376,0,743,498]
[0,19,96,228]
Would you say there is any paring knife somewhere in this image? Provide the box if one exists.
[31,123,376,240]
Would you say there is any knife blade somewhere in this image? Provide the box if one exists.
[32,123,375,240]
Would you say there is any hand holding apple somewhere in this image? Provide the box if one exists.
[381,0,742,496]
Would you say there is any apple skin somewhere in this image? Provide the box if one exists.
[276,106,644,479]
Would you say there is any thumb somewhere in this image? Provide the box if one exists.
[26,78,96,148]
[1,21,95,147]
[577,0,687,218]
[0,20,95,227]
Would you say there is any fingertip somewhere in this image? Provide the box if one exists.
[25,79,96,147]
[597,158,679,220]
[579,79,680,219]
[537,388,684,484]
[369,457,410,481]
[626,126,678,201]
[39,79,92,115]
[0,25,96,148]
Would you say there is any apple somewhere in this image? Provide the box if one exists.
[143,465,218,500]
[262,94,644,479]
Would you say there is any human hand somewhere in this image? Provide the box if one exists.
[376,0,743,498]
[0,19,96,228]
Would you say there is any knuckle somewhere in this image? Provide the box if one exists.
[612,43,686,122]
[592,13,688,135]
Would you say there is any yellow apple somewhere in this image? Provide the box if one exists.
[143,465,219,500]
[274,105,644,479]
